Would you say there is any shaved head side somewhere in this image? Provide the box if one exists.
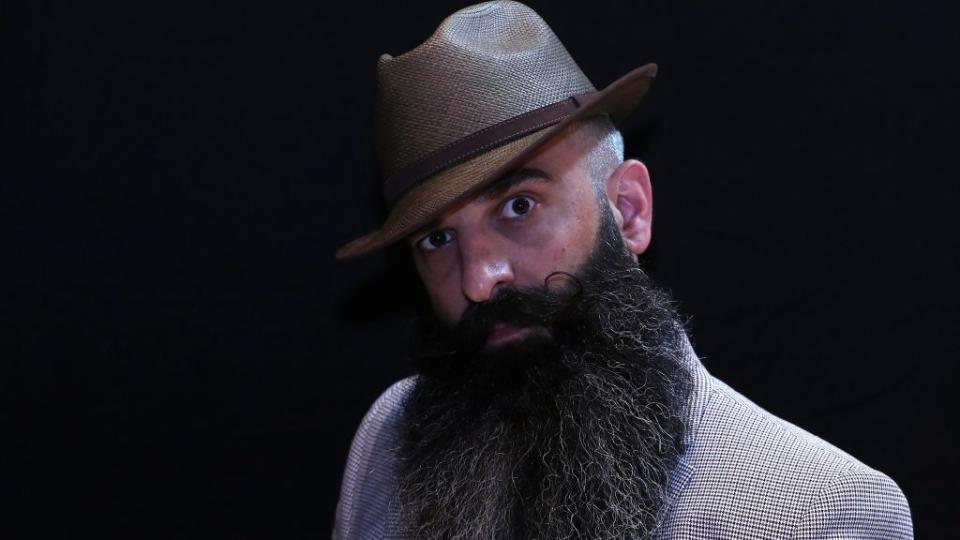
[575,115,624,191]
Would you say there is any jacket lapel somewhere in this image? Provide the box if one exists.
[661,332,712,517]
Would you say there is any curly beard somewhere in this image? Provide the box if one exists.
[396,207,693,540]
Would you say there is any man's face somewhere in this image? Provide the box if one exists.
[407,125,617,331]
[396,134,686,538]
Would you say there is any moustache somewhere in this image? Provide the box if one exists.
[460,273,584,347]
[411,272,588,381]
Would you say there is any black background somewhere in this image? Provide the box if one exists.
[3,0,957,537]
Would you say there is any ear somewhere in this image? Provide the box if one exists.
[604,159,653,255]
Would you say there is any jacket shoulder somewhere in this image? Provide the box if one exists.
[662,374,912,538]
[333,377,416,540]
[793,463,913,539]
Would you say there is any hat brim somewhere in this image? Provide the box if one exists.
[335,62,658,260]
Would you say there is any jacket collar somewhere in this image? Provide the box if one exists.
[664,332,712,504]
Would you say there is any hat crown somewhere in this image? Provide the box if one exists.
[375,0,595,179]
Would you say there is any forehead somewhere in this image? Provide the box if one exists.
[479,127,594,204]
[477,167,555,201]
[410,133,593,237]
[480,124,596,196]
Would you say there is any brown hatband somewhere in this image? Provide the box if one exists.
[382,90,600,206]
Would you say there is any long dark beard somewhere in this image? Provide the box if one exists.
[396,208,693,540]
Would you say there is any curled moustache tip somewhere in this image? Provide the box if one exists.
[544,271,583,299]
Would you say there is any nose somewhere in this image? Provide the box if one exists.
[459,235,514,304]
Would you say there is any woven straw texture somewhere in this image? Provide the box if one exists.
[375,1,594,176]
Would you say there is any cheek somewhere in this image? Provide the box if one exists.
[426,284,463,323]
[515,198,597,270]
[417,258,466,322]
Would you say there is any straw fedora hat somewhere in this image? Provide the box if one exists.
[335,0,657,259]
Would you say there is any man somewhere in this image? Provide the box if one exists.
[332,1,912,538]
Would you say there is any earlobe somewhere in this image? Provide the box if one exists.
[605,159,653,255]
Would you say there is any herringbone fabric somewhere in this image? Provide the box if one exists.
[332,337,913,538]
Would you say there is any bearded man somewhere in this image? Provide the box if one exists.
[332,2,913,538]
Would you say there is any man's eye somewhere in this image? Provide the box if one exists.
[501,195,537,219]
[417,230,454,252]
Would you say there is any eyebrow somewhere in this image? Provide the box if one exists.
[408,167,553,244]
[479,167,553,201]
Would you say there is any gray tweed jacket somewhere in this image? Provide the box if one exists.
[333,337,913,539]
